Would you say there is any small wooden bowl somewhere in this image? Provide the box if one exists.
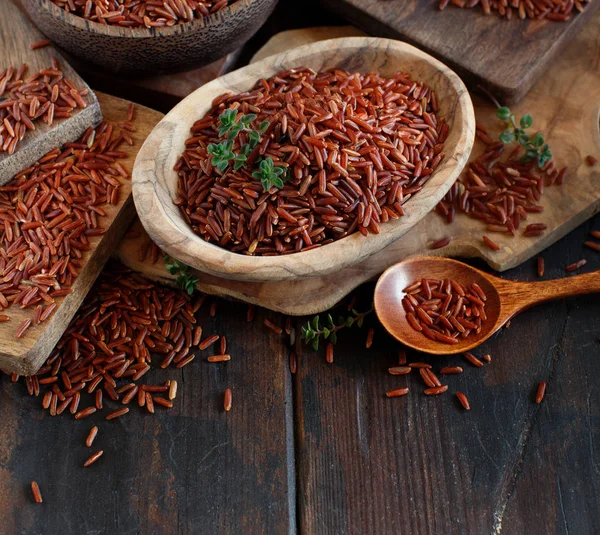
[21,0,278,75]
[133,37,475,282]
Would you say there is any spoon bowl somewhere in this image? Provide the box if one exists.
[374,256,600,354]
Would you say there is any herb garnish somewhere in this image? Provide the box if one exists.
[207,110,286,190]
[164,256,198,295]
[300,308,373,350]
[496,106,552,168]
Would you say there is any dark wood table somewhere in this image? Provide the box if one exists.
[1,2,599,534]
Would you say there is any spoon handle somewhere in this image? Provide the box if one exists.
[502,270,600,312]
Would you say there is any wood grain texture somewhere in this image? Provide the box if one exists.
[132,36,475,282]
[374,256,600,354]
[21,0,278,75]
[0,93,162,376]
[0,298,295,535]
[72,51,241,113]
[117,18,600,315]
[320,0,600,103]
[293,213,600,534]
[0,0,102,186]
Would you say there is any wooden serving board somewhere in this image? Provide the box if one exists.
[115,18,600,316]
[0,93,163,375]
[319,0,600,104]
[1,0,102,185]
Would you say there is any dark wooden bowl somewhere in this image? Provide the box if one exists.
[21,0,278,75]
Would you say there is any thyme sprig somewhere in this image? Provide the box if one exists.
[207,110,286,190]
[496,106,552,168]
[164,256,198,295]
[301,307,373,350]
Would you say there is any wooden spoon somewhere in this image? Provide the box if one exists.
[374,256,600,355]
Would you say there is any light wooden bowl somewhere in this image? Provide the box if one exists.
[21,0,278,75]
[132,37,475,282]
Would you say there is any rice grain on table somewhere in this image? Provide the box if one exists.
[386,387,409,398]
[536,381,547,403]
[31,481,43,503]
[83,450,103,467]
[86,426,98,447]
[565,259,586,272]
[224,388,232,411]
[175,68,448,256]
[456,391,470,410]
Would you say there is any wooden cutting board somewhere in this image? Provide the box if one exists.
[115,18,600,316]
[0,93,162,375]
[1,0,102,185]
[319,0,600,104]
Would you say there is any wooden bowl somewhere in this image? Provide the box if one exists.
[132,37,475,282]
[20,0,278,75]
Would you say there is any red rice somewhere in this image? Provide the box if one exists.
[439,366,463,374]
[365,328,374,349]
[388,366,412,375]
[31,481,43,503]
[224,388,232,411]
[585,155,598,166]
[386,387,409,398]
[0,117,131,336]
[175,68,447,256]
[584,241,600,252]
[86,426,98,447]
[565,259,586,272]
[430,236,452,249]
[456,391,470,410]
[439,0,590,20]
[326,343,334,364]
[83,450,103,467]
[536,381,547,403]
[30,39,51,50]
[402,277,488,342]
[537,257,545,277]
[51,0,237,27]
[207,354,230,363]
[424,385,448,395]
[464,352,484,367]
[264,319,283,334]
[0,62,87,155]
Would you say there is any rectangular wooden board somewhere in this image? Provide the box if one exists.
[1,0,102,185]
[0,93,163,375]
[320,0,600,103]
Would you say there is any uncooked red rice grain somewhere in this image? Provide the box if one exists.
[456,391,470,410]
[31,481,43,503]
[174,68,448,256]
[51,0,238,28]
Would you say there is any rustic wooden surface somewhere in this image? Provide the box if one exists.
[0,298,295,534]
[320,0,600,104]
[0,93,162,375]
[133,36,475,282]
[21,0,278,75]
[0,1,598,534]
[0,0,102,186]
[118,16,600,314]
